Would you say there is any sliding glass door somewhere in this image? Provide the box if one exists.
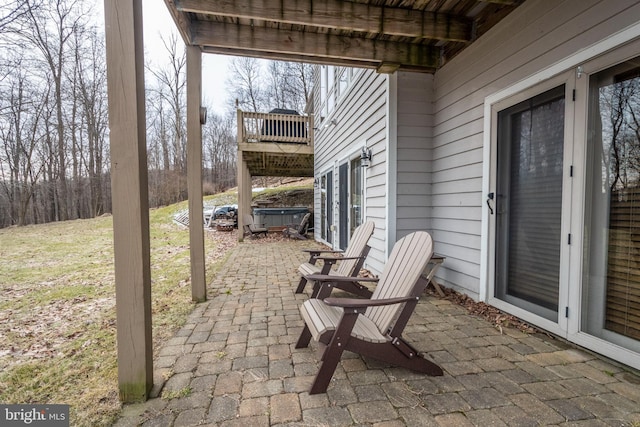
[582,58,640,351]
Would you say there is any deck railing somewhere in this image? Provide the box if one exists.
[239,110,314,146]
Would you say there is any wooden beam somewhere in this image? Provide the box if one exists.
[238,142,314,155]
[201,45,380,70]
[104,0,153,402]
[192,21,440,70]
[480,0,518,4]
[186,45,206,303]
[175,0,471,42]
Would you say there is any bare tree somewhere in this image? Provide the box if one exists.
[20,0,87,221]
[148,33,187,173]
[265,61,313,113]
[227,57,267,112]
[0,58,47,225]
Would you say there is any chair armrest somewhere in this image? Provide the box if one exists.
[314,255,363,263]
[304,274,379,283]
[302,249,343,255]
[324,295,417,309]
[302,249,343,265]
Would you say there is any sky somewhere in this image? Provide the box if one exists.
[94,0,233,116]
[140,0,233,116]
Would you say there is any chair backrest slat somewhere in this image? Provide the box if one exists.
[335,221,375,276]
[297,213,311,233]
[365,231,433,334]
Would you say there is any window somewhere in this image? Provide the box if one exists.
[350,156,363,237]
[320,171,333,244]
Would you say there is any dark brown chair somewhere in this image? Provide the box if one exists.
[296,231,443,394]
[295,220,375,298]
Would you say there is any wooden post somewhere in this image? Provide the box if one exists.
[103,0,153,402]
[186,45,206,302]
[237,109,246,241]
[243,161,252,219]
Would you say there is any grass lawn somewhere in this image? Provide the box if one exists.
[0,198,238,426]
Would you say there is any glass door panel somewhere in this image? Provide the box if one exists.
[496,85,566,322]
[583,58,640,350]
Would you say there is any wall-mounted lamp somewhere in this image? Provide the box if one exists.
[322,118,338,129]
[314,177,320,188]
[199,106,207,125]
[314,117,337,131]
[360,146,372,168]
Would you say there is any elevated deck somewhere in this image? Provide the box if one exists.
[237,110,314,177]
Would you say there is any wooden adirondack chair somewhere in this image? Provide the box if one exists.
[295,220,375,298]
[296,231,443,394]
[283,212,311,239]
[242,214,268,237]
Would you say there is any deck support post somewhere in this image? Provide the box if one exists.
[237,149,252,241]
[186,45,206,302]
[104,0,153,402]
[237,109,253,241]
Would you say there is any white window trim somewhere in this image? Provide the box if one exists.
[317,166,335,247]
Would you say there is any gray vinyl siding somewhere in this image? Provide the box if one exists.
[431,0,640,298]
[313,67,389,273]
[395,72,433,240]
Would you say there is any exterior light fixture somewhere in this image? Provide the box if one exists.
[200,107,207,124]
[360,146,372,167]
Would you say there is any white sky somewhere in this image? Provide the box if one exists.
[141,0,232,116]
[93,0,233,116]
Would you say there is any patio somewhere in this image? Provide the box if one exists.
[114,239,640,426]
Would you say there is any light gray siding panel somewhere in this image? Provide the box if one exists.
[396,72,433,237]
[431,218,481,236]
[432,178,483,195]
[314,68,388,273]
[431,0,640,297]
[432,163,483,183]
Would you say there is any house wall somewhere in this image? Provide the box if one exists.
[431,0,640,299]
[396,72,433,240]
[313,67,389,273]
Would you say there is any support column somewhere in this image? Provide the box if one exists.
[186,45,206,302]
[104,0,152,402]
[243,162,252,219]
[237,109,248,241]
[237,149,247,241]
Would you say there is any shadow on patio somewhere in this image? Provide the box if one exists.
[114,238,640,427]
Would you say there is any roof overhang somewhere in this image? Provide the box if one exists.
[163,0,525,73]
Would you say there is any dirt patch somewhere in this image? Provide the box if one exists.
[425,285,540,335]
[253,187,314,208]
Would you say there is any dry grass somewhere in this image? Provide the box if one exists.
[0,198,238,426]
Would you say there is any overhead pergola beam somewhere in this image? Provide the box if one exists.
[175,0,472,42]
[192,21,440,70]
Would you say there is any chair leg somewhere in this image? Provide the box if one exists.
[295,325,313,349]
[313,282,335,299]
[295,276,307,294]
[309,338,345,394]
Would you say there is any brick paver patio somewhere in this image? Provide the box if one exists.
[114,239,640,426]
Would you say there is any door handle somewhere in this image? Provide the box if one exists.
[486,192,494,215]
